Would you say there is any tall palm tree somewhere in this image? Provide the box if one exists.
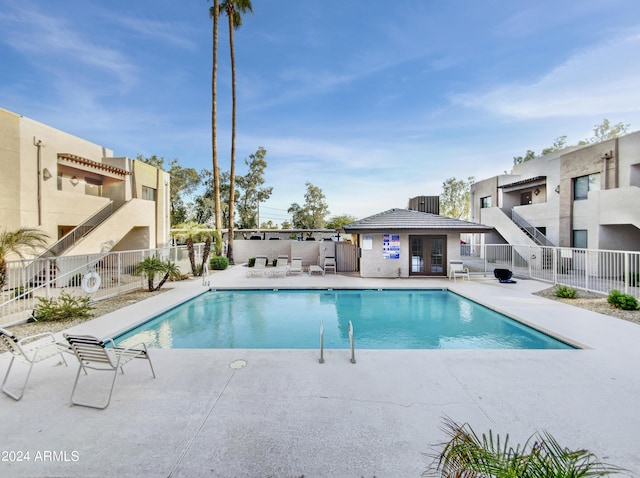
[219,0,253,264]
[209,0,222,233]
[0,227,49,290]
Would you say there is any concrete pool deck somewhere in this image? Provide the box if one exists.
[2,265,640,477]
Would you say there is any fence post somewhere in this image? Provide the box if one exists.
[117,252,122,288]
[584,251,589,292]
[624,252,629,295]
[483,243,487,276]
[553,249,558,285]
[45,258,51,298]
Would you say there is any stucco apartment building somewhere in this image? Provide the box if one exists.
[0,107,170,257]
[471,130,640,252]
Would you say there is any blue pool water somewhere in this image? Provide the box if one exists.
[114,289,574,350]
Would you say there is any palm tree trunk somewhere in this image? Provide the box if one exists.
[154,272,170,291]
[212,0,222,233]
[147,278,155,292]
[0,257,7,291]
[187,237,196,275]
[201,236,211,272]
[227,11,236,265]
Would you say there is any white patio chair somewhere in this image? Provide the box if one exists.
[269,255,288,278]
[63,333,156,410]
[288,257,303,275]
[1,328,68,401]
[323,256,337,274]
[448,260,470,281]
[246,256,268,277]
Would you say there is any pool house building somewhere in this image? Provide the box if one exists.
[342,208,492,278]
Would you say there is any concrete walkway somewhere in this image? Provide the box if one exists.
[1,265,639,477]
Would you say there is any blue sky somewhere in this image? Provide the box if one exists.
[2,1,640,225]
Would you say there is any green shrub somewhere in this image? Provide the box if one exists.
[209,255,229,270]
[247,257,256,267]
[608,289,639,311]
[34,292,94,321]
[555,285,577,299]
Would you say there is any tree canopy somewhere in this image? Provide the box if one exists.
[288,182,330,229]
[235,147,273,229]
[440,176,474,220]
[513,119,631,165]
[137,155,200,225]
[326,214,357,229]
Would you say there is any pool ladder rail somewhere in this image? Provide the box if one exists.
[319,320,355,364]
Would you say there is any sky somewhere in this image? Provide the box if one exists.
[2,1,640,226]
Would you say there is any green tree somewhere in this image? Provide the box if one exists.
[513,149,536,165]
[209,0,222,233]
[134,257,182,292]
[541,135,567,155]
[0,227,49,290]
[260,220,278,229]
[219,0,253,264]
[137,155,201,225]
[288,182,330,229]
[281,220,292,230]
[514,119,631,165]
[440,176,474,220]
[326,214,357,229]
[579,118,630,145]
[192,169,236,228]
[236,147,273,229]
[171,221,213,276]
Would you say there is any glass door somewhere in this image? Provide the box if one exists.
[409,235,447,276]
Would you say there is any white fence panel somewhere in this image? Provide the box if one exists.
[466,244,640,299]
[0,245,194,327]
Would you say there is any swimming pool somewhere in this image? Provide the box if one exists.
[114,289,574,350]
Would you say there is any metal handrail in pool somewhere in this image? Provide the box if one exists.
[349,320,356,364]
[319,320,324,364]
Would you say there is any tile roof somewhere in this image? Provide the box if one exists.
[342,208,493,232]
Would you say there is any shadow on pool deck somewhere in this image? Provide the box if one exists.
[2,265,640,477]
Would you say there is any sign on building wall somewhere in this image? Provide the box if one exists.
[362,236,373,250]
[383,234,400,259]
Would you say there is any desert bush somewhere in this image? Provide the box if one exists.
[608,289,639,310]
[34,292,93,321]
[209,255,229,270]
[555,285,577,299]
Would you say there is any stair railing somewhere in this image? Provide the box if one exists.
[511,210,554,247]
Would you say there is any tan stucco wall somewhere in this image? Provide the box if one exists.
[0,108,171,252]
[357,231,464,278]
[64,199,156,255]
[0,108,21,230]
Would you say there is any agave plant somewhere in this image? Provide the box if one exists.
[424,417,625,478]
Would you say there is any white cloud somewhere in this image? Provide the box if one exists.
[453,30,640,119]
[0,4,138,89]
